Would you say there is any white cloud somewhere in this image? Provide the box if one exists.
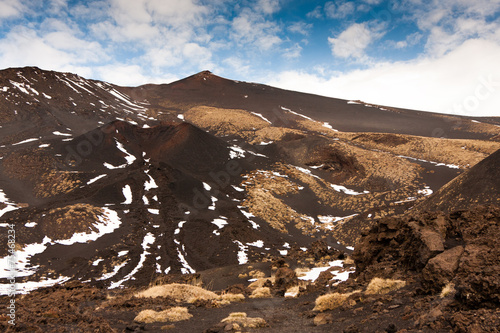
[0,25,106,74]
[328,22,385,59]
[401,0,500,57]
[265,38,500,117]
[362,0,383,4]
[282,43,302,59]
[231,8,282,51]
[256,0,280,15]
[90,0,210,43]
[306,5,323,19]
[0,0,25,19]
[391,32,423,49]
[324,1,355,19]
[95,64,178,86]
[288,21,312,36]
[222,57,251,77]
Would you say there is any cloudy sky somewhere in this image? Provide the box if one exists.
[1,0,499,117]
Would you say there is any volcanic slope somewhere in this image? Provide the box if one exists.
[124,70,500,139]
[1,67,499,295]
[415,148,500,212]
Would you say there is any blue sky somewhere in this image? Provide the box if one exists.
[1,0,500,117]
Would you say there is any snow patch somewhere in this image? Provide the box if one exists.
[109,232,155,289]
[330,184,369,195]
[144,174,158,191]
[87,174,107,185]
[297,260,352,284]
[12,138,39,145]
[246,240,264,248]
[251,112,272,124]
[233,241,248,265]
[115,139,136,165]
[53,207,122,246]
[397,155,461,169]
[53,131,72,137]
[122,185,132,204]
[280,106,314,121]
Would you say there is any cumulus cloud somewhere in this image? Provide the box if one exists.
[265,38,500,117]
[328,22,385,59]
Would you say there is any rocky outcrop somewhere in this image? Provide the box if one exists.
[354,205,499,313]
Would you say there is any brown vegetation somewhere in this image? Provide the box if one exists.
[134,307,192,323]
[184,106,270,139]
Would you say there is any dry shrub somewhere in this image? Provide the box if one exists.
[35,170,82,197]
[220,293,245,303]
[135,283,218,303]
[249,287,271,299]
[365,277,406,295]
[221,312,267,329]
[313,291,359,312]
[440,283,455,298]
[249,270,266,279]
[134,307,192,323]
[248,277,274,289]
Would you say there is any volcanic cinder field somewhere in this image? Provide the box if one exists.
[0,67,499,332]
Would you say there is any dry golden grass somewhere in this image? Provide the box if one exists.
[365,277,406,295]
[134,307,192,323]
[34,170,82,197]
[251,126,305,144]
[440,115,500,137]
[248,277,274,289]
[242,188,294,233]
[221,312,267,328]
[220,293,245,303]
[33,204,106,242]
[249,270,266,279]
[313,291,360,312]
[295,115,499,170]
[350,132,500,169]
[249,287,272,298]
[135,283,219,303]
[184,106,270,139]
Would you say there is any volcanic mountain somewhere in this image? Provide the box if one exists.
[0,66,499,299]
[415,148,500,212]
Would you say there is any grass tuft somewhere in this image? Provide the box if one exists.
[365,277,406,295]
[134,307,192,323]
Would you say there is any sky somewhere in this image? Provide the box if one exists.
[0,0,499,117]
